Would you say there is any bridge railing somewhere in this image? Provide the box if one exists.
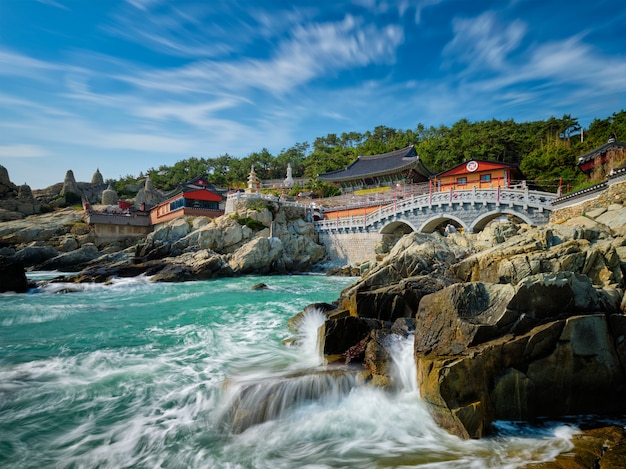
[313,186,556,232]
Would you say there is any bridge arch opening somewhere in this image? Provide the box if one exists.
[379,220,417,235]
[470,210,533,233]
[419,215,468,234]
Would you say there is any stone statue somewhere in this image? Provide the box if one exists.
[284,163,294,188]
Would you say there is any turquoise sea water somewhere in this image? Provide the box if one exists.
[1,273,579,468]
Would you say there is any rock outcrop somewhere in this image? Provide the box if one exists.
[0,197,327,283]
[0,164,41,221]
[130,200,325,281]
[304,214,626,441]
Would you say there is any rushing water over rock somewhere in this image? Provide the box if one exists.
[0,273,583,468]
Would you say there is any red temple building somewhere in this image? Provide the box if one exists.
[431,160,524,191]
[150,176,224,225]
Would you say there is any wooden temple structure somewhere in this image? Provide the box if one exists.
[317,145,433,191]
[150,175,224,224]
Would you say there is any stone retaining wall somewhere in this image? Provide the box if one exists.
[317,231,382,265]
[551,181,626,222]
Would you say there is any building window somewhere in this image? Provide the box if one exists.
[188,199,219,210]
[456,177,467,186]
[480,174,491,183]
[170,197,185,211]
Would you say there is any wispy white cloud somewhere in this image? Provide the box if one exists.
[0,144,50,158]
[107,2,241,58]
[0,49,64,79]
[117,14,403,97]
[444,11,525,70]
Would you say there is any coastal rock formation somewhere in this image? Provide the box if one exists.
[0,208,90,268]
[415,272,624,439]
[133,200,325,279]
[307,214,626,441]
[0,164,41,220]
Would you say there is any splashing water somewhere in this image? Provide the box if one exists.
[0,274,580,468]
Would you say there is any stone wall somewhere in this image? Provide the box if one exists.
[93,223,152,244]
[551,180,626,222]
[317,231,382,265]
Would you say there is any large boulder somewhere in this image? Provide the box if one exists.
[228,237,283,274]
[414,272,625,439]
[36,244,101,271]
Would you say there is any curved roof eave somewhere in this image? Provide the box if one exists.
[577,141,626,165]
[318,145,433,182]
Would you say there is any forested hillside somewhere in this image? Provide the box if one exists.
[114,111,626,197]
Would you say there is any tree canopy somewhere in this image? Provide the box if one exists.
[134,110,626,196]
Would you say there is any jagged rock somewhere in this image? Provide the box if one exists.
[414,272,625,439]
[0,165,41,219]
[149,218,190,244]
[0,208,84,244]
[522,425,626,469]
[451,225,623,288]
[341,232,462,296]
[286,302,338,333]
[344,274,452,322]
[221,368,361,434]
[322,316,383,358]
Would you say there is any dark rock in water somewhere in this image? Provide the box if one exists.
[0,256,30,293]
[390,317,415,337]
[251,282,268,290]
[323,316,383,357]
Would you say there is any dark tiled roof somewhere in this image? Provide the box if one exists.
[162,176,222,199]
[318,145,432,182]
[577,140,626,165]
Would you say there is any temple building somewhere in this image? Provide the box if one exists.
[317,145,433,191]
[431,160,524,191]
[576,133,626,175]
[150,175,224,225]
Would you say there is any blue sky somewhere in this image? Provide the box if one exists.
[1,0,625,189]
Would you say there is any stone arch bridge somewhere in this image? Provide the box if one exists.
[313,187,556,264]
[314,186,555,235]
